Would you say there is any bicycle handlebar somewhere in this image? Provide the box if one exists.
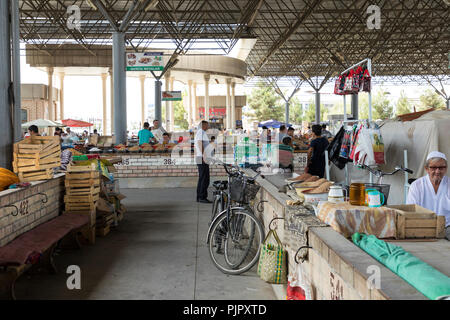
[358,164,413,177]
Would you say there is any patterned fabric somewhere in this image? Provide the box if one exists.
[317,201,397,238]
[257,229,287,284]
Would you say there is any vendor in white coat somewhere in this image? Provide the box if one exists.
[407,151,450,240]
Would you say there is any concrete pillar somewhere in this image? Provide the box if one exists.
[0,0,12,169]
[169,77,174,131]
[226,78,231,130]
[112,32,126,144]
[193,82,198,123]
[164,72,170,130]
[139,75,146,126]
[47,67,54,121]
[204,74,210,121]
[11,0,21,142]
[109,68,113,135]
[101,73,108,134]
[351,93,359,120]
[188,80,193,128]
[59,73,65,121]
[231,81,236,130]
[315,90,320,124]
[154,80,162,122]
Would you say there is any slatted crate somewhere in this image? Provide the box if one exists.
[13,136,61,182]
[64,163,100,226]
[389,204,446,239]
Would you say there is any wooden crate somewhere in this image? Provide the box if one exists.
[65,202,96,211]
[64,194,100,204]
[96,225,110,237]
[389,204,446,239]
[66,171,100,180]
[17,168,54,182]
[67,163,97,172]
[13,137,60,181]
[65,185,100,196]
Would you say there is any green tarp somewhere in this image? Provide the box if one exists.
[352,233,450,300]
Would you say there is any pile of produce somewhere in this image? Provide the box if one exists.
[0,168,20,191]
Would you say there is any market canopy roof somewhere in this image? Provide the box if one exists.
[18,0,449,83]
[62,119,94,127]
[21,119,65,129]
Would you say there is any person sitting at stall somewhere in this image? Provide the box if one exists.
[138,122,157,145]
[407,151,449,240]
[26,125,40,138]
[278,136,294,171]
[305,124,329,178]
[162,132,171,144]
[151,119,167,143]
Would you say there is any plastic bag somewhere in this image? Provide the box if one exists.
[287,264,312,300]
[352,124,385,166]
[327,126,347,169]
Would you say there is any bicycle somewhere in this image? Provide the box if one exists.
[207,160,265,275]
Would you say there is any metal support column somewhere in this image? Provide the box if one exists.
[11,0,21,142]
[112,32,126,144]
[315,90,320,124]
[285,101,289,125]
[231,81,236,130]
[204,74,210,121]
[351,93,358,120]
[154,80,162,122]
[0,0,12,169]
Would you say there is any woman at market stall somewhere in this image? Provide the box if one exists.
[305,124,329,178]
[278,136,294,171]
[26,125,39,137]
[407,151,449,240]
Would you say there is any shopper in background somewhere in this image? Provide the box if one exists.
[305,124,329,178]
[278,136,294,171]
[321,124,333,139]
[278,125,288,142]
[54,127,63,136]
[26,125,39,137]
[138,122,157,145]
[407,151,449,240]
[195,120,211,203]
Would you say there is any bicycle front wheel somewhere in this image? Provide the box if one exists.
[207,209,264,275]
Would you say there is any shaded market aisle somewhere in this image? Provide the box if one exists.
[14,188,276,300]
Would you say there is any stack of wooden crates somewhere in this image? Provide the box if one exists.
[64,163,99,244]
[13,136,61,182]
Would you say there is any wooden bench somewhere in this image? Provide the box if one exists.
[0,213,90,300]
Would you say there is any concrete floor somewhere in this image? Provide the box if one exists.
[14,188,276,300]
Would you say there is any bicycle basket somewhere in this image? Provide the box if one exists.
[230,177,260,204]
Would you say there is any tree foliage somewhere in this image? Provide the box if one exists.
[419,89,445,111]
[245,81,284,122]
[358,90,393,120]
[288,96,303,125]
[395,90,412,115]
[173,92,188,130]
[303,99,328,123]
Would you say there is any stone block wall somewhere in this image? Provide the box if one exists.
[0,174,65,247]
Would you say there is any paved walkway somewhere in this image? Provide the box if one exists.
[15,188,276,300]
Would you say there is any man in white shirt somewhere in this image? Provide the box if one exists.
[195,120,211,203]
[151,119,168,143]
[407,151,449,240]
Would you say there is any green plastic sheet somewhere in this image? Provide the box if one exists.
[352,233,450,300]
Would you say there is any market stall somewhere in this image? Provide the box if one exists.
[248,168,450,300]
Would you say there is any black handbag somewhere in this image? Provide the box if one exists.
[327,126,348,169]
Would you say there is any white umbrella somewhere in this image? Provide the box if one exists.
[21,119,66,128]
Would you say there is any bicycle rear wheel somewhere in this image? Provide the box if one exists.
[207,209,264,275]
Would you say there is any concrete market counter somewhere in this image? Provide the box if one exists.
[248,169,449,300]
[101,152,307,189]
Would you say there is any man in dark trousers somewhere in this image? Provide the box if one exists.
[195,120,211,203]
